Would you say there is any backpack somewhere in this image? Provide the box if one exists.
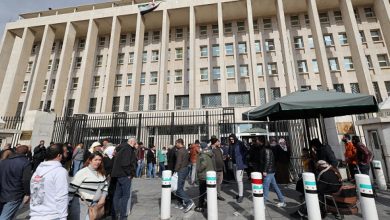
[356,143,373,165]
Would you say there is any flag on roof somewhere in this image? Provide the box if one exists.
[139,1,161,15]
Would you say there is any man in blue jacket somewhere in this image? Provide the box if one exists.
[228,134,248,203]
[0,145,32,219]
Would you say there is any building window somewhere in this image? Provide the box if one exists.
[212,67,220,80]
[319,12,329,24]
[27,61,33,72]
[110,97,119,112]
[373,81,383,103]
[50,79,55,90]
[343,57,354,70]
[201,94,222,108]
[378,54,390,67]
[200,68,208,80]
[290,15,300,27]
[334,11,342,22]
[334,84,345,92]
[240,65,249,77]
[22,81,28,92]
[304,14,310,25]
[323,34,334,46]
[138,95,144,111]
[237,21,245,32]
[200,46,208,57]
[152,50,159,62]
[297,60,308,73]
[175,28,183,39]
[124,96,130,111]
[175,95,189,110]
[96,55,103,67]
[294,36,304,49]
[140,72,146,84]
[312,59,319,73]
[270,87,281,100]
[175,48,183,59]
[359,31,366,43]
[32,44,39,54]
[212,24,218,34]
[328,58,340,71]
[226,65,235,78]
[255,40,261,53]
[75,57,82,69]
[149,95,157,110]
[120,34,127,45]
[130,33,136,44]
[308,35,314,48]
[263,18,272,29]
[212,44,220,57]
[224,22,232,33]
[301,85,311,91]
[43,80,48,92]
[364,7,376,18]
[200,25,207,37]
[370,29,382,41]
[225,43,234,55]
[256,63,263,76]
[115,74,122,86]
[99,37,106,47]
[267,62,277,75]
[78,39,85,49]
[238,42,247,54]
[142,51,147,63]
[366,55,373,68]
[175,70,183,82]
[253,20,259,31]
[150,72,158,84]
[385,81,390,96]
[144,32,149,42]
[265,39,275,51]
[117,53,125,65]
[93,76,100,87]
[338,32,348,45]
[153,31,160,41]
[228,92,251,107]
[127,73,132,85]
[54,59,60,71]
[71,77,78,89]
[67,99,75,116]
[259,88,266,105]
[129,52,134,64]
[89,98,97,113]
[350,83,360,94]
[47,60,52,71]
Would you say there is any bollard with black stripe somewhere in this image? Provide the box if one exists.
[302,172,321,220]
[206,171,218,220]
[251,172,265,220]
[161,170,172,220]
[355,174,379,220]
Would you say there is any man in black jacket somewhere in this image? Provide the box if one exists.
[112,138,137,219]
[0,145,32,219]
[32,140,46,171]
[310,138,338,168]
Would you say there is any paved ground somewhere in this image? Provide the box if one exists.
[15,177,390,219]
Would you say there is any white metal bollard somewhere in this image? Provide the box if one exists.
[355,174,379,220]
[372,160,387,190]
[161,170,172,220]
[251,172,265,220]
[302,172,321,220]
[206,171,218,220]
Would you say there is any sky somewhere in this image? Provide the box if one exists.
[0,0,110,37]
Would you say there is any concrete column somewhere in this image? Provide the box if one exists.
[307,0,333,91]
[158,9,170,110]
[339,0,375,95]
[218,2,228,107]
[74,19,98,113]
[189,5,197,109]
[102,17,121,113]
[0,30,16,89]
[374,0,390,56]
[275,0,298,93]
[0,28,35,116]
[130,13,145,111]
[52,22,76,115]
[26,25,55,111]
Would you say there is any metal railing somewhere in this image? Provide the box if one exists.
[0,116,24,146]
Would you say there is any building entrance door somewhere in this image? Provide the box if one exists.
[367,130,389,182]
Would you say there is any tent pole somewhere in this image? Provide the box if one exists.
[304,119,311,149]
[319,114,328,144]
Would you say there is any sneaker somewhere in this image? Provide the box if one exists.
[184,202,194,213]
[174,202,184,209]
[276,202,286,208]
[237,196,244,203]
[217,196,225,201]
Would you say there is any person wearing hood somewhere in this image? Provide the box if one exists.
[274,138,291,184]
[29,143,69,220]
[194,143,215,212]
[228,133,248,203]
[0,145,31,219]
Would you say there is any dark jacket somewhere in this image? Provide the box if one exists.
[111,143,136,178]
[212,147,224,172]
[0,154,32,202]
[249,143,263,172]
[103,156,114,176]
[316,168,341,194]
[167,148,176,171]
[147,149,156,164]
[32,145,46,170]
[175,147,189,172]
[317,144,338,167]
[260,147,275,174]
[228,138,248,170]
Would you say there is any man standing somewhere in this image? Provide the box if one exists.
[112,138,137,219]
[147,145,157,179]
[211,137,225,201]
[189,140,200,185]
[342,134,358,180]
[352,136,372,175]
[32,140,46,171]
[136,142,146,178]
[0,145,31,219]
[174,138,194,213]
[228,134,248,203]
[30,144,69,220]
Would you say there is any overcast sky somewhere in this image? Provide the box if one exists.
[0,0,110,37]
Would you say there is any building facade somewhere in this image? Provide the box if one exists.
[0,0,389,121]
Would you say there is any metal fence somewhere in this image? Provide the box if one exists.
[0,116,24,146]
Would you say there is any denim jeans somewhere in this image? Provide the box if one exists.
[176,167,192,206]
[72,160,83,176]
[136,159,144,177]
[358,164,370,175]
[159,162,165,177]
[263,172,285,203]
[0,199,22,220]
[113,176,132,219]
[147,163,155,178]
[190,163,197,184]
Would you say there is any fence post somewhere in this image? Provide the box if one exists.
[372,160,387,190]
[355,174,379,220]
[161,170,172,220]
[137,113,142,141]
[169,112,174,145]
[302,172,321,220]
[206,171,218,220]
[251,172,265,220]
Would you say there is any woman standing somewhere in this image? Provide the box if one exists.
[72,143,85,176]
[69,152,108,220]
[275,138,291,184]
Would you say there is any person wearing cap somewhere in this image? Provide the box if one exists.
[210,137,225,201]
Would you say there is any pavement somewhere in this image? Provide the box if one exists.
[15,177,390,219]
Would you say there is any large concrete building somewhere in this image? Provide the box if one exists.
[0,0,389,119]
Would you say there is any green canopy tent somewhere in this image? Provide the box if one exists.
[242,90,379,143]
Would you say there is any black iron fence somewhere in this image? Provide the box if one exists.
[0,116,24,146]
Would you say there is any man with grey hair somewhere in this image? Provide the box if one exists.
[112,138,137,219]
